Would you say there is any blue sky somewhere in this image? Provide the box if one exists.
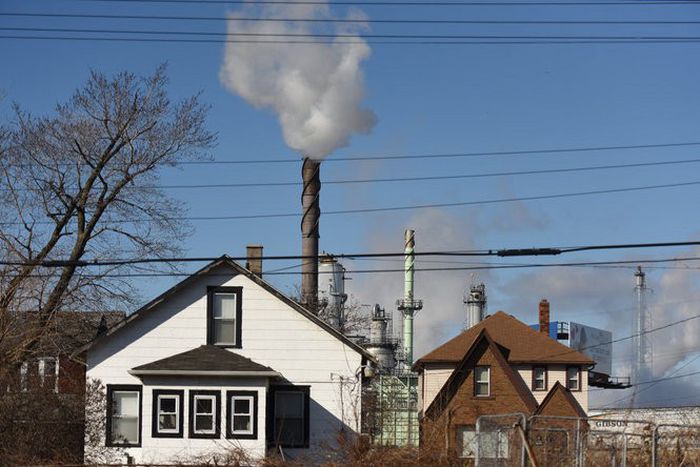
[2,0,700,407]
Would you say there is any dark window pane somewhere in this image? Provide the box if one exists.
[233,415,251,432]
[196,414,214,432]
[159,414,177,430]
[234,399,250,414]
[196,398,213,413]
[275,417,304,445]
[160,398,176,413]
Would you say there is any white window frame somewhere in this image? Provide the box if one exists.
[533,366,547,391]
[38,357,59,393]
[566,366,581,391]
[474,366,490,397]
[19,361,28,392]
[108,386,142,447]
[230,394,255,436]
[193,394,217,435]
[157,394,180,434]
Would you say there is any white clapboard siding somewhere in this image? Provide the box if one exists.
[86,263,364,463]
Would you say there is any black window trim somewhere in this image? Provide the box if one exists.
[152,389,184,438]
[106,384,143,448]
[268,384,310,449]
[207,286,243,348]
[226,390,259,440]
[189,390,221,439]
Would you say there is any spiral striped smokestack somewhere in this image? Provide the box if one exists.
[301,158,321,312]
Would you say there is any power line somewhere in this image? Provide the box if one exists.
[7,142,700,167]
[5,12,700,25]
[6,178,700,225]
[81,0,700,6]
[4,35,700,46]
[5,252,700,270]
[11,157,700,191]
[8,26,700,41]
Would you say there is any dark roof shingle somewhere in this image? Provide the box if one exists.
[130,345,278,375]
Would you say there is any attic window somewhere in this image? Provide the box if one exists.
[474,366,490,397]
[207,287,243,348]
[532,366,547,391]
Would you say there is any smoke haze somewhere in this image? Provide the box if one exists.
[219,2,377,159]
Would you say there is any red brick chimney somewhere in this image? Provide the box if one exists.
[246,245,263,278]
[539,299,550,335]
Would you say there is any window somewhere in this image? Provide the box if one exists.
[457,425,478,458]
[106,385,142,447]
[39,357,58,392]
[152,390,183,438]
[207,286,242,347]
[270,385,310,448]
[226,390,258,439]
[566,366,581,391]
[532,366,547,391]
[474,366,490,397]
[189,390,220,438]
[456,426,509,459]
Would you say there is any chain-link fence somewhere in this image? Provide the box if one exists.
[474,414,700,466]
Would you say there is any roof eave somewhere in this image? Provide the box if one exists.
[128,369,281,377]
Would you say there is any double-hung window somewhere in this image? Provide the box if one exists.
[38,357,58,392]
[474,366,490,397]
[207,287,242,347]
[107,385,142,447]
[270,385,310,448]
[226,390,258,439]
[532,366,547,391]
[189,390,220,438]
[566,366,581,391]
[152,390,183,438]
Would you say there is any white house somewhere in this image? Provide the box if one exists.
[80,255,374,464]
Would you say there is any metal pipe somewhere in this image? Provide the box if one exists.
[301,158,321,311]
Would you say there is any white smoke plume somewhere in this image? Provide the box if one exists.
[219,2,377,160]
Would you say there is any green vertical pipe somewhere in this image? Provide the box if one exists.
[403,229,415,367]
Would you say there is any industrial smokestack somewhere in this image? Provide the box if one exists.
[539,299,550,335]
[464,283,487,330]
[397,229,422,369]
[301,158,321,311]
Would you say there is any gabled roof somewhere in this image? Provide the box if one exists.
[415,311,594,369]
[425,328,538,419]
[534,381,588,418]
[129,345,280,377]
[75,255,375,362]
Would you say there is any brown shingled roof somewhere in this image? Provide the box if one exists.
[415,311,594,368]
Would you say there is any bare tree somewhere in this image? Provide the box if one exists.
[0,65,215,370]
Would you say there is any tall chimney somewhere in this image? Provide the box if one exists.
[246,245,263,278]
[301,158,321,311]
[539,299,550,335]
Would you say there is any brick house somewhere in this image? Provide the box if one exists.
[413,309,593,460]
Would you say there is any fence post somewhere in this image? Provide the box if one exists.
[622,433,627,467]
[651,424,659,467]
[576,417,581,467]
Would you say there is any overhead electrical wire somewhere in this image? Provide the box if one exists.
[80,0,700,6]
[4,178,700,225]
[5,12,700,25]
[7,141,700,167]
[7,26,700,41]
[8,156,700,192]
[4,35,700,46]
